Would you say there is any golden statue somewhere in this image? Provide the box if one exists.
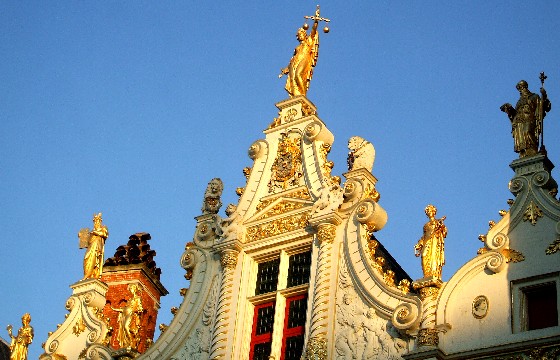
[79,213,109,280]
[279,5,330,98]
[414,205,447,280]
[500,74,551,158]
[6,313,34,360]
[111,284,144,349]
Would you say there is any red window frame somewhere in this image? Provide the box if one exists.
[249,301,275,360]
[280,294,308,360]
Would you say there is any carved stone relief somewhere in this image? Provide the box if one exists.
[335,257,408,360]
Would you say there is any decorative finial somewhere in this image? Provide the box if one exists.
[279,5,331,98]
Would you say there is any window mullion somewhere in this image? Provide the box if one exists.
[269,292,287,360]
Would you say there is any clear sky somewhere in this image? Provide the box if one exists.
[1,2,559,358]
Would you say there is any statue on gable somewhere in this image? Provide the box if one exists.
[414,205,447,281]
[6,313,34,360]
[201,178,224,214]
[279,5,330,98]
[500,74,551,158]
[79,213,109,280]
[347,136,375,172]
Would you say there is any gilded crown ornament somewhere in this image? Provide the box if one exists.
[279,5,330,98]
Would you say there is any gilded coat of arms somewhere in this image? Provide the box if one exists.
[268,133,303,193]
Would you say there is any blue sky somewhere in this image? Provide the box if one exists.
[1,2,559,358]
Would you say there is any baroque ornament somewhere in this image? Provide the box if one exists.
[502,248,525,263]
[546,237,560,255]
[523,201,543,225]
[256,188,311,212]
[72,316,86,336]
[472,295,489,319]
[256,200,307,220]
[268,133,304,193]
[317,223,336,244]
[303,336,327,360]
[417,328,439,347]
[246,212,310,242]
[220,250,239,270]
[319,142,334,177]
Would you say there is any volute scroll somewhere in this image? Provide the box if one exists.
[392,301,422,333]
[355,199,387,232]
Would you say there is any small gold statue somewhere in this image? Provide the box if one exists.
[111,284,144,349]
[79,213,109,280]
[500,74,551,158]
[279,5,330,98]
[414,205,447,281]
[6,313,34,360]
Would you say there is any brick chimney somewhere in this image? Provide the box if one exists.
[101,232,168,353]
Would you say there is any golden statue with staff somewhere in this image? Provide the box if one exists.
[279,5,330,98]
[500,73,552,158]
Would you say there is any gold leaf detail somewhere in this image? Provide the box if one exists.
[246,212,311,242]
[501,248,525,263]
[72,316,86,336]
[256,200,307,220]
[364,184,380,202]
[398,279,411,294]
[546,238,560,255]
[523,201,543,225]
[384,270,396,287]
[256,188,311,212]
[268,133,303,193]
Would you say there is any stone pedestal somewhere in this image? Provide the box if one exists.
[412,278,442,350]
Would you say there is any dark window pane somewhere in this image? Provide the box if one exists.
[287,297,307,329]
[526,283,558,330]
[287,251,311,288]
[253,342,272,360]
[256,258,280,295]
[283,335,304,360]
[256,304,276,335]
